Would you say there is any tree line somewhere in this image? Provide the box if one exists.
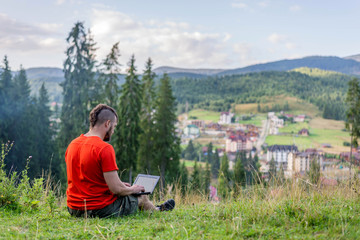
[0,22,180,188]
[172,71,352,120]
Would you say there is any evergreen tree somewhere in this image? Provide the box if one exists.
[137,58,157,174]
[114,55,142,182]
[211,148,220,178]
[345,78,360,182]
[184,140,196,160]
[218,153,230,198]
[191,161,201,191]
[100,42,121,107]
[178,161,188,193]
[203,160,211,195]
[58,22,97,181]
[234,151,245,189]
[269,157,277,183]
[206,142,213,163]
[153,73,181,186]
[308,157,320,185]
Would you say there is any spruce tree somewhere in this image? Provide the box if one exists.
[137,58,157,174]
[184,140,196,160]
[178,161,188,193]
[58,22,97,181]
[100,42,121,107]
[345,78,360,182]
[191,161,201,191]
[206,142,213,163]
[234,151,245,189]
[204,159,211,195]
[211,148,220,178]
[218,153,230,198]
[153,73,180,186]
[114,55,142,182]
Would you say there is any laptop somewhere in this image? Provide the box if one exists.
[132,174,160,196]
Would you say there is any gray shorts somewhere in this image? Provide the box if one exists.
[68,195,138,218]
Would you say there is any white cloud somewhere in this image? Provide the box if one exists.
[290,5,302,12]
[268,33,287,44]
[90,9,233,69]
[231,2,248,9]
[285,42,297,50]
[56,0,66,5]
[258,1,269,8]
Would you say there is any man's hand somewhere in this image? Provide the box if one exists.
[130,184,145,193]
[123,182,131,187]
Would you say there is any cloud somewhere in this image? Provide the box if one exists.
[56,0,66,5]
[257,1,269,8]
[268,33,287,44]
[290,5,301,12]
[231,2,248,9]
[90,9,234,68]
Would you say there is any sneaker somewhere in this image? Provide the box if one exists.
[157,199,175,211]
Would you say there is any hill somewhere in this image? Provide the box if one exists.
[344,54,360,62]
[216,56,360,76]
[172,70,352,120]
[154,66,226,76]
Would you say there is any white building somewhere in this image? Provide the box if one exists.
[267,145,298,170]
[219,112,234,124]
[183,124,200,137]
[286,151,323,178]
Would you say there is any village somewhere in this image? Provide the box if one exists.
[179,110,356,184]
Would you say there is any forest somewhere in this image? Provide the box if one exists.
[172,70,352,120]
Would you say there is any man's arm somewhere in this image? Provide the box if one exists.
[103,171,144,196]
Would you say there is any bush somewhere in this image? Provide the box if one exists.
[0,141,58,213]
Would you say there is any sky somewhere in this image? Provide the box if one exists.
[0,0,359,71]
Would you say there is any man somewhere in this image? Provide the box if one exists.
[66,104,175,218]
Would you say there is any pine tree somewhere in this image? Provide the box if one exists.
[234,151,245,189]
[345,78,360,183]
[218,153,230,198]
[269,157,277,183]
[211,148,220,178]
[114,55,142,182]
[204,160,211,195]
[137,58,157,174]
[191,161,201,191]
[308,157,320,185]
[100,42,121,107]
[153,73,180,186]
[57,22,98,181]
[206,142,213,164]
[178,161,188,193]
[184,140,196,160]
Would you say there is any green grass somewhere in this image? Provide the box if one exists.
[180,159,206,168]
[238,115,266,127]
[2,184,360,239]
[188,109,220,122]
[266,127,350,151]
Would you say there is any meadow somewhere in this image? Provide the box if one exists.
[1,182,360,239]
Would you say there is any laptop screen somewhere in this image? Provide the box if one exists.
[133,174,160,193]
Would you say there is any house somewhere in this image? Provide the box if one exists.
[219,112,234,124]
[225,135,252,152]
[267,145,298,170]
[183,124,200,137]
[298,128,309,136]
[340,152,360,165]
[294,115,306,122]
[191,120,205,128]
[286,150,323,178]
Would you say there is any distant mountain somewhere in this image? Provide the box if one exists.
[344,54,360,62]
[154,66,227,76]
[216,56,360,76]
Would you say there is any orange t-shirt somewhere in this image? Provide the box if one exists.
[65,134,118,210]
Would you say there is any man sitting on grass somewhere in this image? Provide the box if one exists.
[65,104,175,218]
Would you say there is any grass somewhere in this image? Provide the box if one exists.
[187,109,220,122]
[238,114,266,127]
[2,182,360,239]
[267,118,350,153]
[180,159,207,168]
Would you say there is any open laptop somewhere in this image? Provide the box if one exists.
[132,174,160,196]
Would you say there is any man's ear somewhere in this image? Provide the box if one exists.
[105,120,111,128]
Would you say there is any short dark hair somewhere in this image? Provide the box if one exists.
[89,104,118,129]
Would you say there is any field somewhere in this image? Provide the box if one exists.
[266,118,350,153]
[187,109,220,122]
[234,95,321,118]
[2,183,360,239]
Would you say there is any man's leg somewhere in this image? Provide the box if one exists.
[137,195,158,211]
